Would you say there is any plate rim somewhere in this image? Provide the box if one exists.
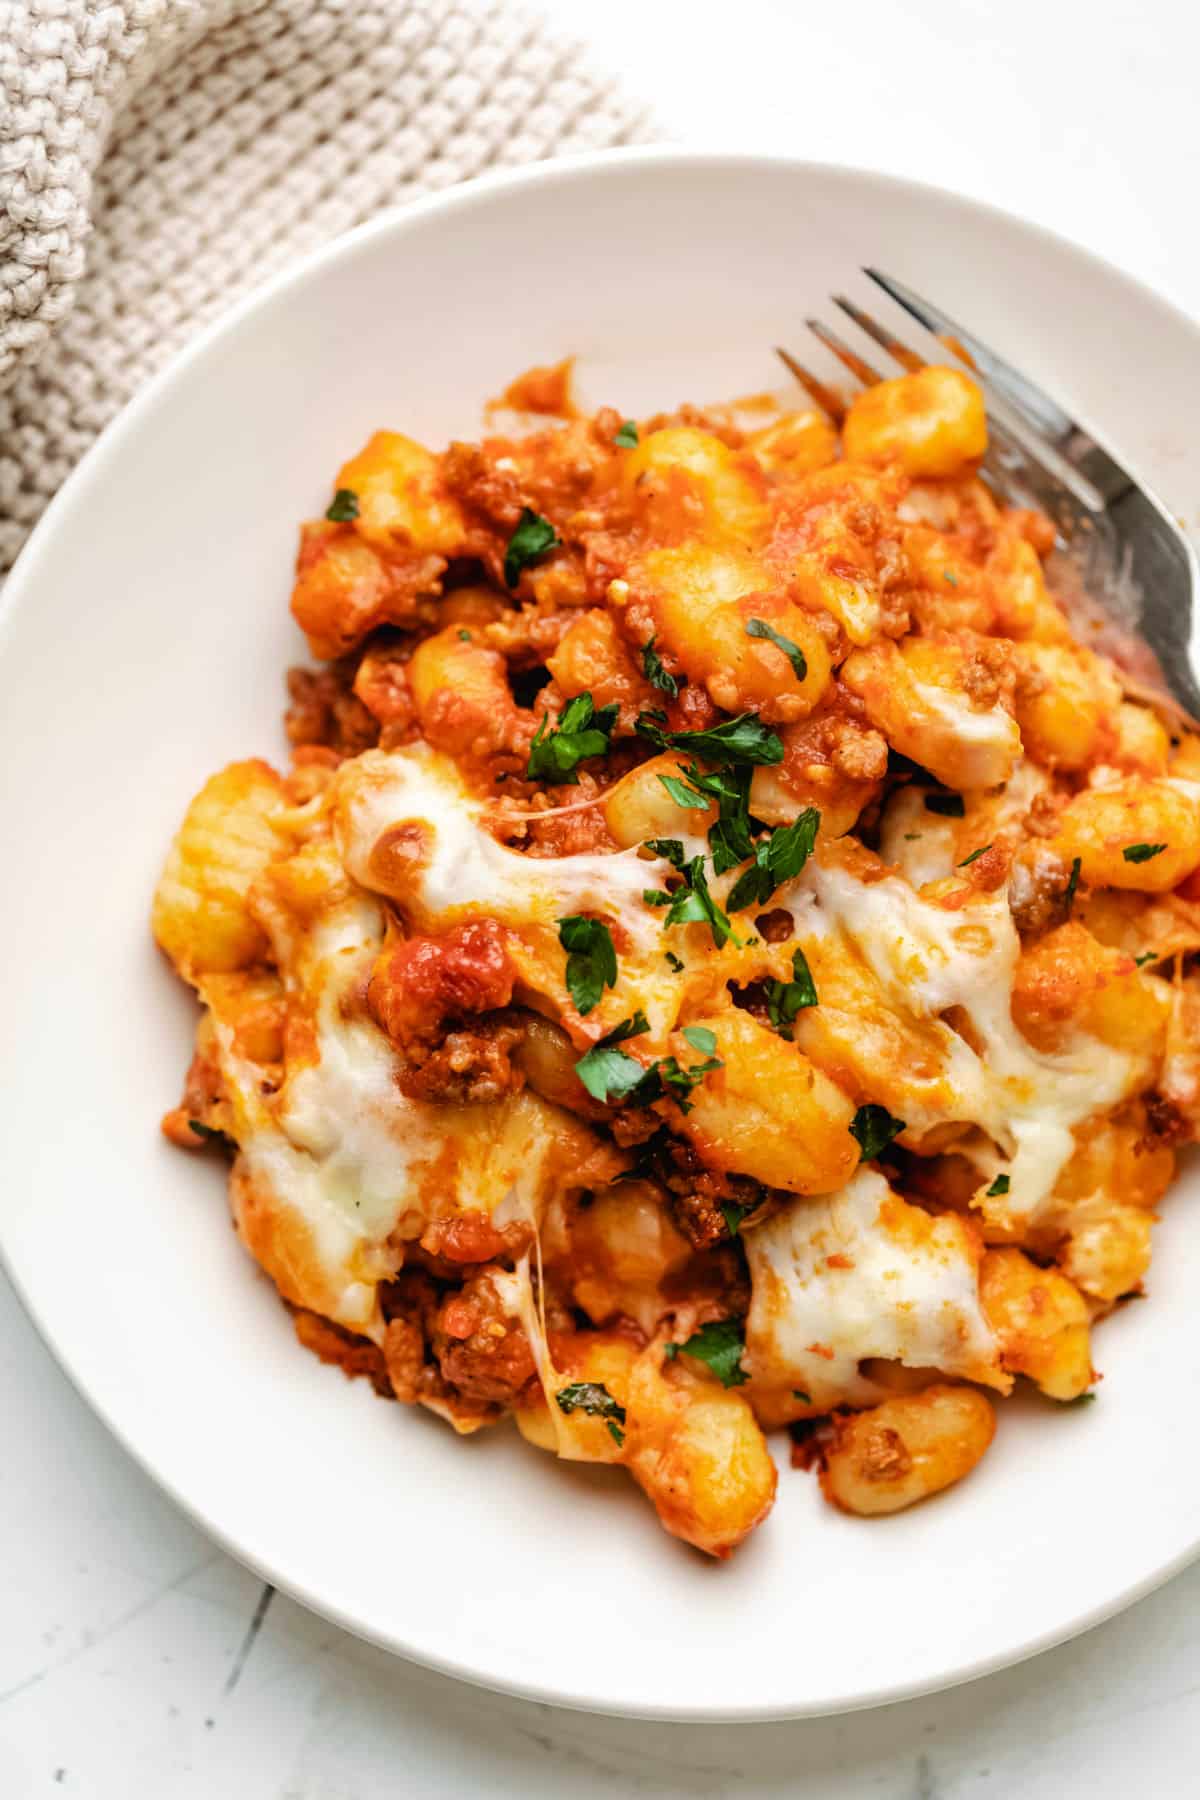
[4,144,1200,1721]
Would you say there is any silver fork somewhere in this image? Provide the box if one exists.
[777,269,1200,723]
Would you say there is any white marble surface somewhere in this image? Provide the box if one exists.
[8,1,1200,1792]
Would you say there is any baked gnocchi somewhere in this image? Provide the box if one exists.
[154,365,1200,1557]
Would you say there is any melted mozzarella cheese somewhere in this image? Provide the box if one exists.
[333,745,686,1037]
[335,746,665,948]
[877,786,957,888]
[745,1169,1005,1407]
[801,856,1138,1224]
[908,672,1021,787]
[217,883,595,1334]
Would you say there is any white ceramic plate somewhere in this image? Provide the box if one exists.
[4,150,1200,1722]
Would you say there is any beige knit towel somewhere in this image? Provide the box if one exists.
[0,0,649,571]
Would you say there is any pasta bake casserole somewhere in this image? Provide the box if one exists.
[153,359,1200,1556]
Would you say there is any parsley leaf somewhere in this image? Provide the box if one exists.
[681,1025,717,1055]
[665,950,685,972]
[766,947,818,1032]
[641,635,679,697]
[598,1011,649,1046]
[1064,1392,1096,1407]
[666,1318,748,1388]
[558,916,617,1015]
[526,692,618,783]
[636,711,784,767]
[658,773,711,810]
[665,856,739,948]
[555,1381,626,1447]
[1123,842,1167,864]
[958,843,992,867]
[187,1118,226,1143]
[644,837,687,869]
[1064,855,1082,916]
[651,1052,723,1111]
[574,1046,644,1104]
[745,617,808,682]
[504,507,561,587]
[721,1202,751,1238]
[614,420,639,448]
[986,1173,1010,1197]
[643,888,673,906]
[1135,950,1159,967]
[726,809,820,912]
[457,628,472,642]
[325,488,359,522]
[850,1104,905,1160]
[924,791,965,817]
[705,766,758,875]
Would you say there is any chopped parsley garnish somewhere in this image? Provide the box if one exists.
[573,1015,721,1113]
[526,692,618,783]
[850,1104,905,1160]
[641,634,680,698]
[726,809,820,912]
[792,1389,811,1403]
[958,843,992,867]
[658,773,711,810]
[1123,842,1167,864]
[614,419,639,448]
[555,1381,626,1446]
[943,571,959,587]
[503,506,561,587]
[325,487,359,522]
[664,855,739,948]
[1135,950,1159,967]
[645,837,686,868]
[653,1050,724,1110]
[574,1046,645,1105]
[924,791,965,817]
[721,1202,752,1238]
[457,628,472,642]
[1064,855,1082,915]
[766,946,818,1034]
[643,888,673,906]
[665,1318,748,1388]
[636,711,784,767]
[705,767,758,875]
[665,950,685,972]
[745,617,808,682]
[558,915,618,1016]
[986,1173,1010,1197]
[187,1119,226,1143]
[1064,1392,1096,1407]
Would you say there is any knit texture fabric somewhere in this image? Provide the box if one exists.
[0,0,650,570]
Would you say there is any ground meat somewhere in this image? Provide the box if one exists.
[353,638,416,739]
[291,1308,394,1397]
[442,441,525,533]
[380,1316,425,1403]
[432,1271,539,1406]
[368,919,516,1051]
[285,663,380,754]
[653,1138,765,1252]
[398,1018,526,1106]
[755,908,795,944]
[419,1210,533,1265]
[1009,847,1076,935]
